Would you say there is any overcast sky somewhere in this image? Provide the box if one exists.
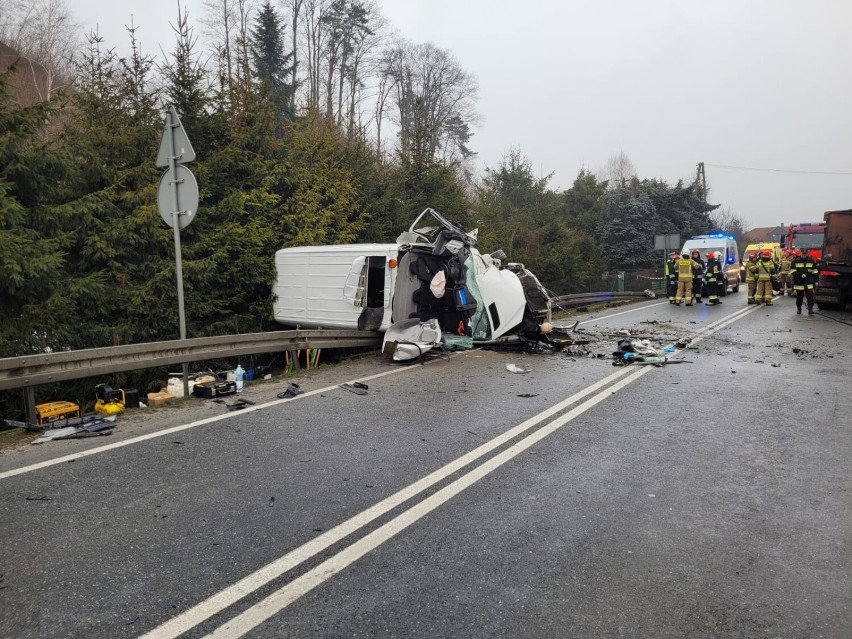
[71,0,852,230]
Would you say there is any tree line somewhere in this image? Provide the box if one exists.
[1,0,738,415]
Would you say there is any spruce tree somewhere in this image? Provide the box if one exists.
[250,1,296,120]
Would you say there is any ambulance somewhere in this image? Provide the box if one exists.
[679,234,741,294]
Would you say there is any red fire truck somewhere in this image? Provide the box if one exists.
[781,222,826,262]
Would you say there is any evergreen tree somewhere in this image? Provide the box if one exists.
[274,117,367,247]
[640,178,716,240]
[250,0,296,120]
[58,31,169,346]
[0,70,76,357]
[561,169,608,239]
[597,187,659,269]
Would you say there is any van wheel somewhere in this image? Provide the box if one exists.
[732,278,739,293]
[720,278,728,297]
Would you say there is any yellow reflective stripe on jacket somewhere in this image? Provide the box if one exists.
[677,259,693,280]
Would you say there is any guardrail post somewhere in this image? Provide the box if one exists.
[26,387,36,425]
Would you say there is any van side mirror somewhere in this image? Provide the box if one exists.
[343,256,367,306]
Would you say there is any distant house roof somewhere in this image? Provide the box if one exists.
[746,226,785,243]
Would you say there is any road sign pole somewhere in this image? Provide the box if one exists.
[166,107,190,397]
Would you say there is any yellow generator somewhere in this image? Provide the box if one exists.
[94,384,126,416]
[35,401,81,425]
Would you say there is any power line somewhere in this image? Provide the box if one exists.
[706,163,852,176]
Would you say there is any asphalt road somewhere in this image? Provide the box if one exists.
[1,294,850,639]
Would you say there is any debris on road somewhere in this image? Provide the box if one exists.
[506,363,530,374]
[31,418,116,444]
[277,383,304,399]
[611,337,691,367]
[223,398,257,411]
[340,382,369,395]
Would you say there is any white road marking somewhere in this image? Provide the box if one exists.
[206,368,654,639]
[142,303,759,639]
[138,365,636,639]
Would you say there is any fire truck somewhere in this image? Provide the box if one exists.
[781,222,826,262]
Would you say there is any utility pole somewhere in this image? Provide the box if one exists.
[696,162,708,213]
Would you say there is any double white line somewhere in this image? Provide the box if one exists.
[143,304,760,638]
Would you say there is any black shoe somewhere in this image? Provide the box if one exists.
[808,308,815,315]
[796,308,801,314]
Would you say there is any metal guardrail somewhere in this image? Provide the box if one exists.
[0,291,652,392]
[549,291,656,310]
[0,330,380,392]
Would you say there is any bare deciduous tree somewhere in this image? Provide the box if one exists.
[0,0,78,101]
[283,0,303,97]
[381,39,479,167]
[599,151,637,188]
[711,206,748,240]
[300,0,329,111]
[200,0,237,86]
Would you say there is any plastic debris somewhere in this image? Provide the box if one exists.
[340,382,369,395]
[277,383,304,399]
[506,364,530,374]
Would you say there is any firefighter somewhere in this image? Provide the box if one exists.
[778,250,793,296]
[690,249,705,303]
[675,251,701,306]
[791,249,818,315]
[705,251,723,305]
[666,252,679,303]
[744,252,759,304]
[754,249,776,305]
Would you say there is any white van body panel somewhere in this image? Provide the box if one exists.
[273,243,397,330]
[469,252,526,339]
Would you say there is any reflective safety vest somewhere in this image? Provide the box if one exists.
[756,259,775,281]
[705,261,721,283]
[780,257,792,274]
[677,258,694,281]
[745,260,757,283]
[792,259,817,290]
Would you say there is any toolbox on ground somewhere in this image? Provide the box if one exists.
[35,401,81,425]
[192,380,237,398]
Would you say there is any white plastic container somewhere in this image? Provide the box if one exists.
[167,377,184,398]
[166,377,195,398]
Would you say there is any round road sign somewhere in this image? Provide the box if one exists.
[158,165,199,229]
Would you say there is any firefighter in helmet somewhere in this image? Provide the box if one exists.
[705,251,723,305]
[675,251,702,306]
[665,252,679,303]
[778,249,793,296]
[744,251,759,304]
[791,248,818,315]
[690,249,705,303]
[754,249,777,305]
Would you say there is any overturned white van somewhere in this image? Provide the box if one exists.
[272,208,552,358]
